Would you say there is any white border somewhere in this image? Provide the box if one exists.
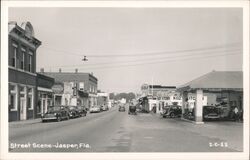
[1,1,249,160]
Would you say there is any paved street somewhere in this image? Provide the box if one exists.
[9,105,243,152]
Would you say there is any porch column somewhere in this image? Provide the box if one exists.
[195,89,204,124]
[181,91,188,118]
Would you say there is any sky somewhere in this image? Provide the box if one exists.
[8,7,243,93]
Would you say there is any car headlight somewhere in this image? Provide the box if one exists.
[54,113,57,116]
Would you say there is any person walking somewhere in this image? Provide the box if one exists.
[234,107,239,122]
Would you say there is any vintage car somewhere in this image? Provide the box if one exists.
[118,106,126,112]
[203,105,221,120]
[101,105,109,111]
[76,106,87,117]
[161,105,182,118]
[128,105,137,115]
[42,106,69,122]
[66,106,80,118]
[89,106,101,113]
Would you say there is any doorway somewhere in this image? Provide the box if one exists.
[20,97,26,120]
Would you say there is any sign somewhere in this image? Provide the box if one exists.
[52,84,63,94]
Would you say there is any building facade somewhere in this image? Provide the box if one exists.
[41,69,98,109]
[36,73,55,117]
[178,71,243,124]
[8,22,41,121]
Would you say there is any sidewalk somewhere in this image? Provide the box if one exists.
[9,118,42,127]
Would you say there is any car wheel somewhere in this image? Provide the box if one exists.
[163,115,166,118]
[170,113,175,118]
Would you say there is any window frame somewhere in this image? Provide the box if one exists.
[9,84,18,111]
[28,87,34,110]
[21,48,25,70]
[12,44,18,68]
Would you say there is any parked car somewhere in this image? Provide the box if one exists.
[101,105,109,111]
[89,106,101,113]
[67,106,80,118]
[76,106,87,117]
[42,106,69,122]
[128,105,137,115]
[161,105,182,118]
[118,106,126,112]
[203,105,221,120]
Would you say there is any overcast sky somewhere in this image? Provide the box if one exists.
[9,8,243,93]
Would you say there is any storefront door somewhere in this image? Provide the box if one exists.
[20,97,26,120]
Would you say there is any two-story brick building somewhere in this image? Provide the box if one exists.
[40,69,98,109]
[8,22,41,121]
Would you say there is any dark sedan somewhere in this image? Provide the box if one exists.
[161,105,182,118]
[76,106,87,117]
[203,105,221,120]
[67,106,80,118]
[118,106,126,112]
[42,106,69,122]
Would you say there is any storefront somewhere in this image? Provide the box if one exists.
[178,71,243,124]
[36,73,54,117]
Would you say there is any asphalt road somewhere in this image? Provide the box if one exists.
[9,105,242,152]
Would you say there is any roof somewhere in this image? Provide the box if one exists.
[8,21,41,47]
[40,72,98,83]
[149,85,176,89]
[178,71,243,91]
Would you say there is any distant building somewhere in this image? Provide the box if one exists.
[8,21,42,121]
[40,69,98,109]
[97,92,109,107]
[141,84,177,112]
[141,84,176,97]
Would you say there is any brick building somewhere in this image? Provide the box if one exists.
[40,69,98,109]
[8,21,41,121]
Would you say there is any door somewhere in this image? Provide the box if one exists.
[20,97,26,120]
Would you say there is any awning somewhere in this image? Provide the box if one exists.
[37,87,53,92]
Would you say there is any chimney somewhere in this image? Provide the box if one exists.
[40,68,44,73]
[75,68,78,73]
[59,68,62,73]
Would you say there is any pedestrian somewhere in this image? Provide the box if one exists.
[233,107,239,122]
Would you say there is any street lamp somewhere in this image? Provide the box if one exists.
[82,56,88,61]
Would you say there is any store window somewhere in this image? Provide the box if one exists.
[9,84,17,111]
[28,87,34,109]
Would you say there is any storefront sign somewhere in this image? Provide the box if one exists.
[52,84,63,94]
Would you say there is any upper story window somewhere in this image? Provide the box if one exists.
[28,54,32,72]
[11,44,18,67]
[21,49,25,70]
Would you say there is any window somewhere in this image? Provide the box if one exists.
[9,84,17,111]
[79,82,84,90]
[21,50,25,70]
[28,87,33,109]
[28,54,32,72]
[12,44,17,67]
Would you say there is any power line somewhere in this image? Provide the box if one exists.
[37,48,242,69]
[39,42,242,58]
[41,52,241,71]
